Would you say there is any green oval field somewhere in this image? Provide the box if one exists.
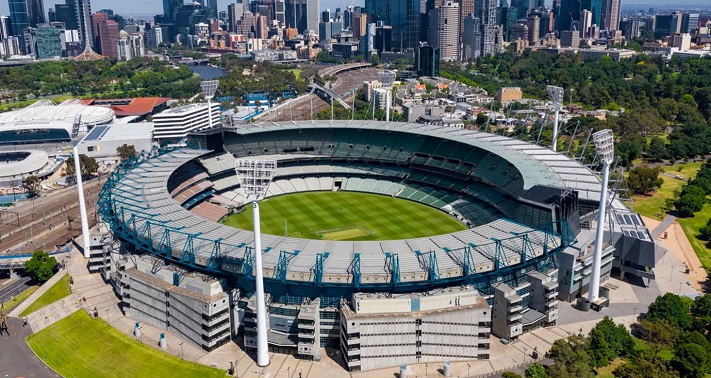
[220,191,467,241]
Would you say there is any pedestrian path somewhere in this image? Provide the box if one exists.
[651,214,676,239]
[26,295,82,332]
[8,269,66,317]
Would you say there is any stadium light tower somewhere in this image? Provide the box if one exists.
[234,159,277,367]
[70,115,91,258]
[200,80,219,129]
[547,85,565,152]
[588,129,614,304]
[379,70,396,122]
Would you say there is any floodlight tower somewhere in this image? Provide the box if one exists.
[378,70,396,122]
[200,80,219,129]
[70,115,91,258]
[588,129,614,304]
[235,159,277,367]
[547,85,564,152]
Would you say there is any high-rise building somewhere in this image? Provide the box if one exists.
[457,0,473,36]
[285,0,319,35]
[556,0,580,32]
[26,0,45,27]
[8,0,30,37]
[654,14,672,39]
[374,22,392,53]
[475,0,500,56]
[116,31,144,60]
[527,14,540,45]
[380,0,422,51]
[580,9,592,38]
[76,0,93,48]
[462,14,481,60]
[579,0,601,27]
[60,28,81,56]
[427,1,459,61]
[35,25,61,58]
[0,15,12,39]
[274,0,285,25]
[416,43,439,76]
[683,13,699,33]
[146,26,163,48]
[93,14,119,58]
[353,6,367,38]
[162,0,182,23]
[601,0,620,31]
[228,2,246,32]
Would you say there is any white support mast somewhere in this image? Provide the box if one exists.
[379,70,395,122]
[70,115,91,258]
[588,129,614,303]
[547,85,564,152]
[235,159,277,367]
[200,80,219,129]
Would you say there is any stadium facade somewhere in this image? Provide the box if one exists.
[95,121,656,371]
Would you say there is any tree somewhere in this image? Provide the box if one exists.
[546,335,594,378]
[502,372,522,378]
[23,250,58,283]
[116,144,137,161]
[646,293,694,330]
[637,319,676,359]
[647,137,669,161]
[24,175,41,196]
[672,342,711,378]
[590,316,635,358]
[588,328,615,368]
[674,185,707,217]
[613,357,680,378]
[65,154,99,179]
[626,166,664,195]
[525,363,548,378]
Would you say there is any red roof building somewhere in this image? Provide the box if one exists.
[82,97,171,119]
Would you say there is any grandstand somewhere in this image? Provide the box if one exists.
[98,120,657,370]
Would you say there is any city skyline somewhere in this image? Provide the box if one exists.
[2,0,711,20]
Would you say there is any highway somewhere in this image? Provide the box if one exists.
[0,276,32,303]
[0,179,102,256]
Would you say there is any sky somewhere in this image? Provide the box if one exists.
[1,0,709,22]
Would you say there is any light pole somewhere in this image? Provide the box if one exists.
[425,363,428,377]
[632,307,636,325]
[467,363,470,377]
[69,115,91,258]
[588,129,614,304]
[200,80,219,129]
[179,342,184,359]
[235,159,277,367]
[379,70,395,122]
[547,85,564,152]
[105,308,109,323]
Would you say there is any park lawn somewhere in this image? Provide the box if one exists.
[27,311,225,378]
[287,68,302,79]
[221,191,467,241]
[633,336,674,361]
[632,162,702,220]
[596,357,626,378]
[678,208,711,273]
[2,285,38,312]
[20,274,71,317]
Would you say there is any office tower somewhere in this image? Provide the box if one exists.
[427,1,459,61]
[60,28,81,56]
[416,44,439,76]
[580,9,592,37]
[361,22,375,57]
[91,11,107,50]
[146,26,163,47]
[462,14,481,60]
[23,26,36,55]
[475,0,499,56]
[36,25,61,58]
[163,0,182,23]
[527,14,539,45]
[50,1,78,29]
[76,0,93,47]
[0,15,12,39]
[8,0,29,36]
[601,0,619,31]
[517,0,535,18]
[374,22,392,53]
[579,0,601,27]
[285,0,319,35]
[560,29,579,46]
[556,0,580,32]
[353,7,367,38]
[457,0,473,35]
[26,0,45,27]
[654,14,672,39]
[670,11,682,34]
[201,0,218,19]
[364,0,387,23]
[228,3,246,32]
[93,13,118,57]
[683,13,699,33]
[274,0,285,25]
[509,23,528,41]
[117,31,144,60]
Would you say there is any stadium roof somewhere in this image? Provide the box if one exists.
[80,123,154,143]
[0,150,48,179]
[230,121,603,201]
[81,97,171,117]
[0,98,115,132]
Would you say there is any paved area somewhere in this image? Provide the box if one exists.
[650,214,676,239]
[0,316,60,378]
[8,269,67,317]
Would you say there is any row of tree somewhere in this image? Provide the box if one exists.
[674,161,711,217]
[506,293,711,378]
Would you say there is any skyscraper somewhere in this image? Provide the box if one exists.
[36,25,61,58]
[556,0,580,32]
[579,0,601,27]
[474,0,500,56]
[427,1,459,61]
[462,14,481,60]
[285,0,319,35]
[76,0,93,47]
[163,0,182,23]
[95,17,119,57]
[601,0,620,31]
[0,15,12,39]
[8,0,29,36]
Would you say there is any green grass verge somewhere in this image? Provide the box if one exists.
[221,191,467,241]
[2,285,38,312]
[596,357,626,378]
[20,274,71,317]
[632,162,702,220]
[678,210,711,274]
[27,311,225,378]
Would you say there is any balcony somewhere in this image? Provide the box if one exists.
[508,312,523,322]
[508,304,522,314]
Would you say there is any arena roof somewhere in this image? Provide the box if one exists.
[81,97,170,117]
[0,150,48,179]
[0,98,115,132]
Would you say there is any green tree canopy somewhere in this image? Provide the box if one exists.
[65,154,99,180]
[524,363,548,378]
[626,166,664,195]
[646,293,694,331]
[24,250,58,283]
[116,144,137,161]
[24,175,42,196]
[672,342,711,378]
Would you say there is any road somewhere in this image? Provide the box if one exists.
[0,179,102,256]
[0,276,32,303]
[261,67,381,122]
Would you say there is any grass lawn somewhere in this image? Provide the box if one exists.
[632,162,702,220]
[20,274,71,317]
[287,68,302,79]
[596,357,626,377]
[2,285,38,312]
[221,191,467,241]
[27,311,225,378]
[678,209,711,273]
